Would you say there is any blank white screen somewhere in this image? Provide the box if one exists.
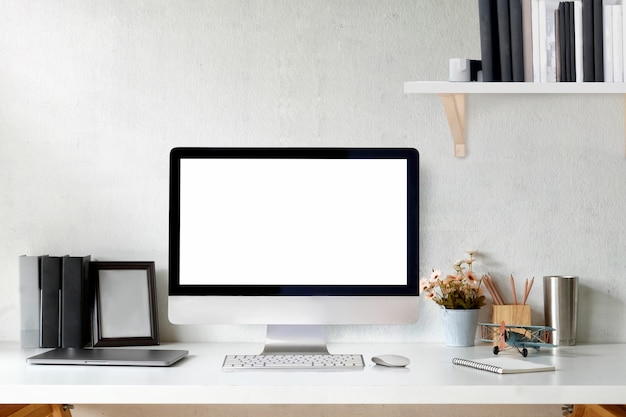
[179,158,407,286]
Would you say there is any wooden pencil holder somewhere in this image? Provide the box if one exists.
[487,305,532,343]
[491,305,531,326]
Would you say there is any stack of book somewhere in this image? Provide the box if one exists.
[19,255,91,348]
[478,0,624,82]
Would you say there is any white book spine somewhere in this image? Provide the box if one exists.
[623,0,626,80]
[613,4,624,81]
[545,0,560,82]
[575,0,585,81]
[532,0,542,81]
[523,0,535,81]
[604,4,614,81]
[539,0,548,81]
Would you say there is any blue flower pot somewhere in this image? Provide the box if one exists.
[442,308,480,347]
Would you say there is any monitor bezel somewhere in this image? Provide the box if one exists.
[168,147,419,297]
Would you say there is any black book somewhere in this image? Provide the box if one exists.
[582,0,595,81]
[568,2,576,82]
[593,0,604,81]
[60,255,91,348]
[497,0,513,81]
[509,0,525,81]
[562,3,571,81]
[478,0,501,81]
[40,255,61,348]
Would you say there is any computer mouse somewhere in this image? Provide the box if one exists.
[371,354,410,367]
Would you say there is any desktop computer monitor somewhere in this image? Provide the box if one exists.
[168,147,419,353]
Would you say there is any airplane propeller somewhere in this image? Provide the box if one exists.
[499,321,507,351]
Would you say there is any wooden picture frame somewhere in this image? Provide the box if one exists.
[91,261,159,347]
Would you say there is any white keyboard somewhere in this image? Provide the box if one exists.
[222,353,365,370]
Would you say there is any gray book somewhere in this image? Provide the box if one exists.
[19,255,41,348]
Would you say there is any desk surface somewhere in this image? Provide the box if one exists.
[1,342,625,405]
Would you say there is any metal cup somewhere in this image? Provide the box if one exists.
[543,276,579,346]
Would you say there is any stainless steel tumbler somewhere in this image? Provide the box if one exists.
[543,275,578,346]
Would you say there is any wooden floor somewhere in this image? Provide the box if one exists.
[5,404,626,417]
[571,405,626,417]
[0,405,71,417]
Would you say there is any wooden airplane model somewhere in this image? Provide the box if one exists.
[479,321,556,357]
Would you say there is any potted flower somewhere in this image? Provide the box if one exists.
[420,251,486,346]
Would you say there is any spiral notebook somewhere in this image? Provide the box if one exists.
[452,357,555,374]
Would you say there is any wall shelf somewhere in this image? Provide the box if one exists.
[404,81,626,157]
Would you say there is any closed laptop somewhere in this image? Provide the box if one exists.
[27,348,188,367]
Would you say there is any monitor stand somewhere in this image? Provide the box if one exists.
[261,325,330,355]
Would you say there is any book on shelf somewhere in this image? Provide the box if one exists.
[523,0,535,80]
[575,0,584,81]
[511,0,526,81]
[567,1,575,82]
[498,0,515,81]
[479,0,502,81]
[623,1,626,81]
[612,4,623,82]
[544,1,561,82]
[557,1,576,82]
[583,0,595,80]
[593,0,604,81]
[532,0,542,80]
[452,357,556,374]
[555,5,562,80]
[603,3,614,81]
[557,4,564,80]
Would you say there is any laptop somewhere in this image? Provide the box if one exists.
[27,347,188,367]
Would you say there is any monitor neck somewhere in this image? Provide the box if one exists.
[261,325,329,355]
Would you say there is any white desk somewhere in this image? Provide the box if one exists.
[1,342,625,405]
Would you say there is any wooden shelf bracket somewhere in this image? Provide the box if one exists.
[438,93,466,157]
[405,82,626,158]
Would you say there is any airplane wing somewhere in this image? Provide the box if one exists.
[479,323,555,331]
[515,325,556,331]
[513,340,555,349]
[478,324,501,342]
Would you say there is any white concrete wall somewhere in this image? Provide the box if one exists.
[1,0,625,345]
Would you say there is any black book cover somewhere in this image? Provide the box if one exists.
[582,0,595,81]
[568,2,576,82]
[61,255,91,348]
[593,0,604,81]
[40,255,61,348]
[496,0,513,81]
[556,7,563,81]
[509,0,525,81]
[554,2,568,82]
[563,3,571,81]
[478,0,501,81]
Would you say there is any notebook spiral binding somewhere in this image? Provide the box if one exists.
[452,357,503,374]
